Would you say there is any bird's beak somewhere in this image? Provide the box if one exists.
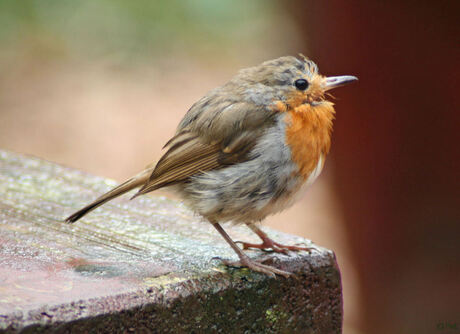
[324,75,358,91]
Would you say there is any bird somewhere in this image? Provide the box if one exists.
[65,55,357,277]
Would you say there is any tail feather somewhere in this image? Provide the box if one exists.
[65,168,153,223]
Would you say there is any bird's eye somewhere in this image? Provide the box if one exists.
[294,79,309,91]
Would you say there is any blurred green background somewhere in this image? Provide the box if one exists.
[0,0,300,66]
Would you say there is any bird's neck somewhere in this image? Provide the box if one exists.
[284,102,335,180]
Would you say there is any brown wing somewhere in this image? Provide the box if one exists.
[134,94,279,198]
[132,130,256,197]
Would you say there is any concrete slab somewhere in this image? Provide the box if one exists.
[0,150,342,333]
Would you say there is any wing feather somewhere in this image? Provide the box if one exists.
[134,98,279,198]
[133,137,227,197]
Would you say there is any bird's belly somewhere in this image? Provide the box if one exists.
[261,154,325,217]
[181,154,325,224]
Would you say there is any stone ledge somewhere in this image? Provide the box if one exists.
[0,150,342,333]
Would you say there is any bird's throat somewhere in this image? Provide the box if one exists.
[285,102,335,180]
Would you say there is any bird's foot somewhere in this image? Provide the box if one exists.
[215,255,292,278]
[236,238,313,254]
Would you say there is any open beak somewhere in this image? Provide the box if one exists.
[324,75,358,91]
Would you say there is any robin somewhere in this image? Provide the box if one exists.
[66,55,357,277]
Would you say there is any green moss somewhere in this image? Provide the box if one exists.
[265,307,288,324]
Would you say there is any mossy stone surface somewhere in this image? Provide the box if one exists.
[0,150,342,333]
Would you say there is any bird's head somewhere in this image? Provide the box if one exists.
[234,55,357,110]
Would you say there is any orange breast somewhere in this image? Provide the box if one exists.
[284,102,335,180]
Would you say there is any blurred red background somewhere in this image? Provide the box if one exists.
[291,1,459,333]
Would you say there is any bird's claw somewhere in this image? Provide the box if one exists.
[216,256,293,278]
[235,240,313,254]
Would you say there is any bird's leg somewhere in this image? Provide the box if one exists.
[236,223,313,254]
[211,222,291,278]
